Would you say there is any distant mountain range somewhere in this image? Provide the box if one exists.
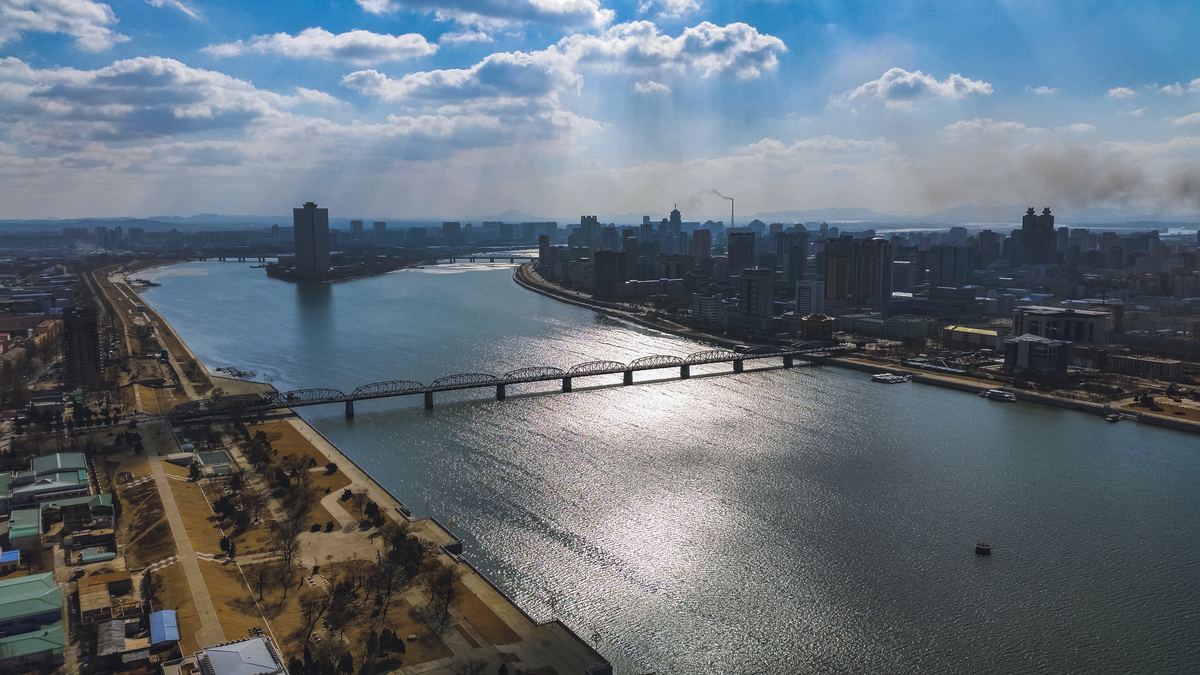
[2,204,1197,232]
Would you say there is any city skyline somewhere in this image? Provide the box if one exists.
[3,1,1200,219]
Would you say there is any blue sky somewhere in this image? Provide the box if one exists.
[2,0,1200,219]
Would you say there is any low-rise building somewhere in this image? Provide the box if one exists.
[1109,355,1182,380]
[162,633,289,675]
[1012,306,1111,344]
[943,325,1003,351]
[0,572,64,670]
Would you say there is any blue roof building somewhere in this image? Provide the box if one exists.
[150,610,180,645]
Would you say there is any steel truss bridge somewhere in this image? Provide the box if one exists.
[167,343,849,421]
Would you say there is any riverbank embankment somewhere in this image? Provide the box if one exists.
[514,263,1200,435]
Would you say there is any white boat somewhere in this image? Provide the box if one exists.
[872,372,911,384]
[980,389,1017,402]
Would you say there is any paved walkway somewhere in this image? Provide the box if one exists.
[141,421,226,648]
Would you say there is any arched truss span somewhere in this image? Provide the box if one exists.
[629,355,685,370]
[685,350,739,365]
[431,373,499,389]
[265,388,346,406]
[567,360,628,377]
[352,380,426,397]
[503,366,565,382]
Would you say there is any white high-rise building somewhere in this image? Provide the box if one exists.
[796,280,825,317]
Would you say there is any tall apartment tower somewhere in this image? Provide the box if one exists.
[690,229,712,261]
[727,232,756,272]
[442,222,462,245]
[63,306,101,390]
[738,268,775,319]
[851,237,893,305]
[350,220,364,240]
[1021,207,1057,264]
[293,202,331,271]
[373,221,387,242]
[795,280,825,317]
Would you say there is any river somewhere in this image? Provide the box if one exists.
[141,260,1200,674]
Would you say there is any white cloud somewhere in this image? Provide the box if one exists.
[354,0,614,29]
[145,0,198,19]
[634,80,669,94]
[439,30,492,45]
[1189,78,1200,93]
[941,118,1045,138]
[0,0,130,52]
[1107,86,1136,99]
[202,28,438,67]
[1027,85,1058,95]
[1161,82,1184,96]
[1172,112,1200,126]
[745,135,892,156]
[556,21,786,80]
[1121,108,1144,116]
[637,0,701,18]
[1057,123,1097,132]
[833,68,992,108]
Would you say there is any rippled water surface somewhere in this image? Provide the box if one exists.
[143,261,1200,674]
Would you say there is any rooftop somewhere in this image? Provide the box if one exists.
[0,619,64,659]
[0,572,62,621]
[31,452,86,476]
[199,636,286,675]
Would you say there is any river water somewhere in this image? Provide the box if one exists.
[141,261,1200,674]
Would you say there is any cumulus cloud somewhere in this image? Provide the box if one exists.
[833,68,992,108]
[354,0,614,29]
[746,135,893,156]
[202,28,438,66]
[1107,86,1136,99]
[145,0,198,19]
[439,30,492,44]
[1027,85,1058,95]
[1121,108,1144,116]
[556,21,786,80]
[1161,82,1184,96]
[0,0,130,52]
[1189,78,1200,93]
[637,0,701,18]
[1172,112,1200,126]
[634,80,669,93]
[1057,123,1097,133]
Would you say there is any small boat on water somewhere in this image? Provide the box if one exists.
[1105,413,1123,422]
[871,372,911,384]
[980,389,1017,402]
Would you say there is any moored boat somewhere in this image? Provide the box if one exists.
[980,388,1017,402]
[871,372,911,384]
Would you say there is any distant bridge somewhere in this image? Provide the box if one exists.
[167,343,849,421]
[436,255,537,264]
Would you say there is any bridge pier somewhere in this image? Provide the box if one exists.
[345,400,354,419]
[496,384,506,401]
[489,258,495,262]
[424,392,434,410]
[783,355,794,368]
[509,257,514,263]
[680,364,690,379]
[623,371,633,385]
[733,359,744,373]
[562,377,572,392]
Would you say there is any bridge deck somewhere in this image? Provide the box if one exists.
[168,344,849,419]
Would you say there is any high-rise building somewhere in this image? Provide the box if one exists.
[825,250,849,300]
[350,220,364,240]
[795,280,825,316]
[727,232,756,272]
[593,250,627,299]
[1021,207,1057,264]
[851,238,893,305]
[601,226,619,251]
[442,221,462,245]
[668,206,682,233]
[62,306,101,390]
[373,221,387,242]
[927,245,976,286]
[738,268,775,319]
[293,202,331,271]
[690,229,712,261]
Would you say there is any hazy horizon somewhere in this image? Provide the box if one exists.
[3,1,1200,220]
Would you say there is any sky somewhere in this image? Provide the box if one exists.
[3,0,1200,220]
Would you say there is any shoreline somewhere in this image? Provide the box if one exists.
[121,258,611,672]
[513,263,1200,435]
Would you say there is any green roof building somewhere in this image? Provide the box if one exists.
[0,573,63,637]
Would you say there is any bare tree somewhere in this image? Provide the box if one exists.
[350,489,369,521]
[422,563,463,632]
[272,520,302,600]
[298,591,331,643]
[248,564,273,602]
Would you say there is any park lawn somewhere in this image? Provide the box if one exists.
[197,559,272,642]
[118,478,177,568]
[251,420,333,468]
[452,581,522,646]
[168,477,224,556]
[150,563,202,657]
